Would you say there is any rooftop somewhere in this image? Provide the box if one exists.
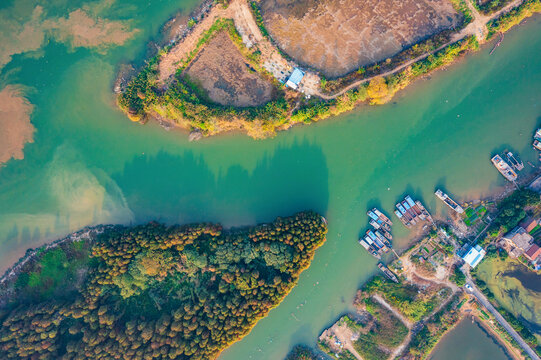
[519,217,538,233]
[525,244,541,261]
[285,68,305,89]
[503,226,533,250]
[462,244,486,268]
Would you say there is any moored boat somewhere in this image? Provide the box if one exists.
[506,152,524,171]
[491,155,518,182]
[361,207,393,258]
[394,195,433,227]
[378,263,399,283]
[435,189,464,214]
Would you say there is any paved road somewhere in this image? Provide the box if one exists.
[466,281,541,360]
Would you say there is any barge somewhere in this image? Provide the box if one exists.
[360,208,393,259]
[491,155,518,182]
[378,263,399,283]
[367,208,393,232]
[395,195,433,227]
[435,189,464,214]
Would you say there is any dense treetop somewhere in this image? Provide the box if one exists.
[0,211,327,359]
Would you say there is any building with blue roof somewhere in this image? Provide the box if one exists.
[286,68,304,90]
[461,244,486,268]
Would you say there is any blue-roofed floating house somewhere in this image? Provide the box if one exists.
[461,244,486,268]
[286,68,305,90]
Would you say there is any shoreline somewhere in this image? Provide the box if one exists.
[116,0,541,139]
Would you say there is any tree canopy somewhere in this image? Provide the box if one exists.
[0,212,327,359]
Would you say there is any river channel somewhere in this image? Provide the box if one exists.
[0,0,540,359]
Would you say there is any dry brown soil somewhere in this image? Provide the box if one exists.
[184,30,274,107]
[0,86,34,165]
[260,0,462,78]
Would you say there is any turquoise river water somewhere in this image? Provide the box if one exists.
[0,0,540,359]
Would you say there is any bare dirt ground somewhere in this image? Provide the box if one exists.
[0,85,34,166]
[184,30,274,107]
[260,0,461,78]
[319,318,363,360]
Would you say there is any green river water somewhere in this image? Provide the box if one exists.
[1,0,540,359]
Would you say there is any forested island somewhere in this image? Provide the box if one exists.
[0,211,327,359]
[116,0,541,139]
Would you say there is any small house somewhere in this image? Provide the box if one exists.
[524,244,541,262]
[461,244,486,268]
[502,226,534,257]
[286,68,305,90]
[519,217,538,233]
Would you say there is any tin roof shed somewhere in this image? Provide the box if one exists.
[285,68,304,90]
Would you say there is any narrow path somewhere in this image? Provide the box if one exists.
[345,343,364,360]
[372,294,412,329]
[390,331,412,360]
[467,280,541,360]
[372,294,413,360]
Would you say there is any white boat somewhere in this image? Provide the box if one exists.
[491,155,517,182]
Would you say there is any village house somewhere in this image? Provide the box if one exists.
[523,244,541,271]
[519,217,539,233]
[502,226,534,258]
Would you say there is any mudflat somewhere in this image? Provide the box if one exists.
[0,86,34,165]
[260,0,462,77]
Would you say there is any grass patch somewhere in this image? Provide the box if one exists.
[404,294,462,359]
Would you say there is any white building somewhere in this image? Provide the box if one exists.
[285,68,305,90]
[461,244,486,268]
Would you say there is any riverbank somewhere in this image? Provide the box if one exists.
[116,0,541,139]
